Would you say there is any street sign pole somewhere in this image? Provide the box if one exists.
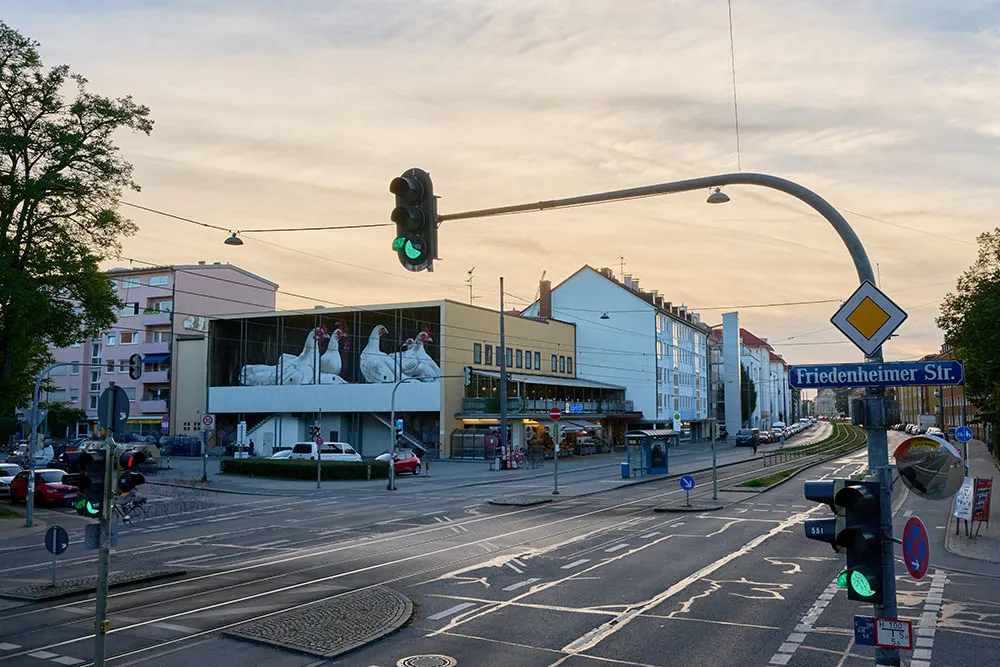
[94,382,119,667]
[712,438,718,500]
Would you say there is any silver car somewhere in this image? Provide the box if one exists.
[0,462,25,496]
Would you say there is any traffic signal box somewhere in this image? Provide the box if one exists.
[117,449,147,494]
[72,450,106,517]
[310,424,321,441]
[390,168,436,272]
[804,479,884,605]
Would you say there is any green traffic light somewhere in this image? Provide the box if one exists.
[75,498,100,517]
[849,569,877,598]
[392,236,406,251]
[404,239,424,260]
[837,570,848,589]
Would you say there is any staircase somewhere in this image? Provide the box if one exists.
[371,413,425,454]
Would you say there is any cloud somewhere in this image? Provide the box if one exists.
[5,0,998,365]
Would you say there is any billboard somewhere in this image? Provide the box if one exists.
[209,305,442,388]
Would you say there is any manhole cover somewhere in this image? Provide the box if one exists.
[397,656,457,667]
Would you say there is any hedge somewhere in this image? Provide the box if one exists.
[220,458,390,481]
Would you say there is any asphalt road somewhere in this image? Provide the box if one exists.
[1,427,995,667]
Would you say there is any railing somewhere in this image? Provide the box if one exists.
[460,397,634,415]
[762,424,867,467]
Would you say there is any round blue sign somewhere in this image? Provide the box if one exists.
[903,516,929,580]
[679,475,696,491]
[955,426,973,443]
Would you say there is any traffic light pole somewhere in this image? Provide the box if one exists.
[94,383,117,667]
[436,171,899,666]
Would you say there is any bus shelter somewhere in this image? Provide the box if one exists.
[622,429,680,478]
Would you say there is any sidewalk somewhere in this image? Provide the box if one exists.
[944,438,999,566]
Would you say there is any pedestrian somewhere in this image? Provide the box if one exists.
[752,439,758,456]
[248,438,255,456]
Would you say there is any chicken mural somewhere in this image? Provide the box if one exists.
[239,321,439,386]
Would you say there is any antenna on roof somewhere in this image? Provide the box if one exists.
[466,267,478,304]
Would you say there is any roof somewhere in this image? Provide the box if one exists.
[768,351,787,367]
[104,263,279,289]
[624,429,680,437]
[472,369,625,390]
[739,328,773,350]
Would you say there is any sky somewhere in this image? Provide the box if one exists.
[7,0,998,366]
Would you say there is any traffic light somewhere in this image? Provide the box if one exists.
[803,479,845,550]
[117,449,147,493]
[390,168,436,272]
[310,424,321,440]
[463,366,471,387]
[73,449,106,517]
[128,353,143,380]
[836,480,883,604]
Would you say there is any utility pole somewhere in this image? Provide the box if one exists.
[466,267,476,304]
[94,382,117,666]
[499,276,509,468]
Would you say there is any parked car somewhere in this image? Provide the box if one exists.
[734,429,760,447]
[288,441,362,462]
[8,469,81,506]
[0,463,23,497]
[758,431,773,444]
[375,450,422,475]
[269,449,293,460]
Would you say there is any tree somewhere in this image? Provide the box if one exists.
[790,387,801,421]
[41,401,86,439]
[0,23,152,415]
[740,364,757,426]
[937,228,1000,455]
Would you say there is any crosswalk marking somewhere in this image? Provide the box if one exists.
[605,543,629,553]
[428,602,476,620]
[562,558,590,570]
[502,578,541,592]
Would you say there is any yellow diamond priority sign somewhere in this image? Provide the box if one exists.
[831,281,907,357]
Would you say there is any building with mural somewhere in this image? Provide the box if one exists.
[198,299,639,458]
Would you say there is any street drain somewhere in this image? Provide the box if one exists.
[397,656,458,667]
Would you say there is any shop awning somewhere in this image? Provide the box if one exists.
[143,353,170,364]
[472,370,624,391]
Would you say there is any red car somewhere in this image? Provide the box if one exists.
[8,469,81,506]
[375,451,422,475]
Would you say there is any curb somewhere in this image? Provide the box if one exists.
[654,503,724,513]
[0,570,186,602]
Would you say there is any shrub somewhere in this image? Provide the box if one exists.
[220,458,390,480]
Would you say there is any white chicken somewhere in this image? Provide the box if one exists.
[277,326,328,385]
[391,338,415,374]
[320,326,347,378]
[360,325,404,383]
[408,328,441,381]
[240,326,325,385]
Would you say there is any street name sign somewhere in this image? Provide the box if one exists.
[874,618,913,650]
[830,280,907,357]
[788,360,964,389]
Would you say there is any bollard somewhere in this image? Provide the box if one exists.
[366,462,371,480]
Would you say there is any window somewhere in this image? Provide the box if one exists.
[70,363,80,376]
[473,343,482,365]
[48,389,66,403]
[90,370,101,392]
[148,299,172,312]
[91,342,102,359]
[150,329,170,343]
[123,386,137,401]
[70,389,79,404]
[106,360,115,373]
[515,349,522,369]
[559,356,566,373]
[119,331,137,345]
[121,277,140,289]
[534,351,541,370]
[149,275,169,286]
[118,359,128,373]
[567,357,573,374]
[119,302,139,316]
[496,343,502,367]
[146,386,169,400]
[505,347,513,367]
[484,344,493,366]
[552,355,558,372]
[89,395,99,410]
[107,333,116,346]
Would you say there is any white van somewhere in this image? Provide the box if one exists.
[288,441,362,462]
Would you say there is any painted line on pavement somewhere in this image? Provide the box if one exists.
[561,559,590,570]
[164,553,218,565]
[502,578,541,592]
[639,532,660,539]
[911,569,948,667]
[604,544,629,553]
[765,576,840,666]
[505,562,524,574]
[428,602,477,621]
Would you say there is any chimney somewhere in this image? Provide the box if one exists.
[599,267,614,279]
[691,313,700,324]
[198,260,206,265]
[664,301,672,313]
[622,274,633,289]
[632,278,640,292]
[539,279,552,319]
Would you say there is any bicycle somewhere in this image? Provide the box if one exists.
[112,494,148,526]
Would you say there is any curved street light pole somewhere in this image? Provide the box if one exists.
[441,172,897,666]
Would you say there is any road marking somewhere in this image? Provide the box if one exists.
[604,544,629,553]
[511,558,527,568]
[502,578,541,592]
[250,539,290,548]
[428,602,477,621]
[0,645,18,652]
[164,553,218,565]
[51,656,85,665]
[505,562,524,574]
[27,652,58,659]
[434,517,462,535]
[765,577,840,666]
[911,569,947,667]
[562,559,590,570]
[673,522,685,527]
[639,532,660,539]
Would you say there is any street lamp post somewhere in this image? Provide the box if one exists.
[438,171,900,667]
[389,377,419,491]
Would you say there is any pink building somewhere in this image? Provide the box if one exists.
[47,262,277,437]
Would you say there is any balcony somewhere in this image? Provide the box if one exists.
[141,370,169,384]
[139,399,167,414]
[139,340,169,356]
[460,397,635,417]
[142,311,171,326]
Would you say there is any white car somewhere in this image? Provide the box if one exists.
[288,441,362,462]
[269,449,293,460]
[0,463,23,496]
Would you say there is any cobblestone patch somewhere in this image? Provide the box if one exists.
[654,501,725,512]
[0,569,186,601]
[223,586,412,658]
[487,495,554,506]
